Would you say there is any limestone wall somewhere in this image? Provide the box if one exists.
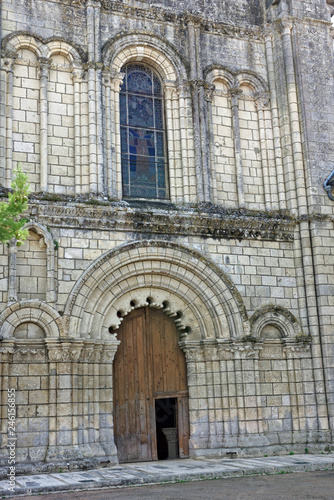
[0,0,334,473]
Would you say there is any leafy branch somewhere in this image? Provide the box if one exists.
[0,166,30,246]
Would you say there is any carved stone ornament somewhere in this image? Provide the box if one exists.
[14,348,46,361]
[47,345,83,362]
[0,348,14,359]
[183,348,205,363]
[204,84,216,102]
[283,343,311,358]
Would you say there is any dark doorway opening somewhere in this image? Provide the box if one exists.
[155,398,178,460]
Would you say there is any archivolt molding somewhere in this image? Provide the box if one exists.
[204,66,269,96]
[0,300,64,339]
[102,32,187,82]
[250,304,302,339]
[64,240,249,341]
[2,32,84,65]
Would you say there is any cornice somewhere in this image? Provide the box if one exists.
[26,200,296,242]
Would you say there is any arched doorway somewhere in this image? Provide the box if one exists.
[113,307,189,462]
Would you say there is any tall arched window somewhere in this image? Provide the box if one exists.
[120,64,168,199]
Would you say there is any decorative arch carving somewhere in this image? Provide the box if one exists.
[250,304,303,339]
[0,300,64,339]
[64,241,249,341]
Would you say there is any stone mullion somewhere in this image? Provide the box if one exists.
[73,69,83,195]
[255,95,271,210]
[229,89,245,208]
[178,86,189,202]
[5,58,14,189]
[39,58,49,192]
[171,89,183,202]
[164,87,176,203]
[264,32,286,211]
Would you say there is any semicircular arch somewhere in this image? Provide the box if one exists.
[0,301,64,339]
[64,241,249,341]
[102,32,187,82]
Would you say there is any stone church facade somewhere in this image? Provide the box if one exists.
[0,0,334,474]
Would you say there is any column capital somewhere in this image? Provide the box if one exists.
[254,92,271,110]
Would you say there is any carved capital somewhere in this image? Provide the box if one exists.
[276,18,293,35]
[38,58,50,79]
[72,67,85,83]
[46,341,83,362]
[255,92,271,110]
[204,83,216,102]
[229,87,243,99]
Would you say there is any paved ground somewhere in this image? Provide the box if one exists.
[0,454,333,498]
[13,470,334,500]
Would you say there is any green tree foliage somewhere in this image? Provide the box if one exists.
[0,166,30,246]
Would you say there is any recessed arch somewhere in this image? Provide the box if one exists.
[250,304,302,339]
[64,241,249,341]
[102,32,187,83]
[0,301,64,339]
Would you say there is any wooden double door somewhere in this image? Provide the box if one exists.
[113,307,189,462]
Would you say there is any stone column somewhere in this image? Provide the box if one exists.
[186,17,204,202]
[39,58,49,192]
[164,83,178,203]
[280,18,330,433]
[103,69,112,197]
[4,55,15,189]
[0,52,15,186]
[7,239,17,305]
[264,28,286,211]
[110,72,125,199]
[255,92,272,210]
[99,340,119,462]
[205,84,218,205]
[229,88,245,208]
[177,81,190,202]
[45,340,86,464]
[72,67,84,196]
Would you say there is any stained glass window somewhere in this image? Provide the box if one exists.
[120,64,168,199]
